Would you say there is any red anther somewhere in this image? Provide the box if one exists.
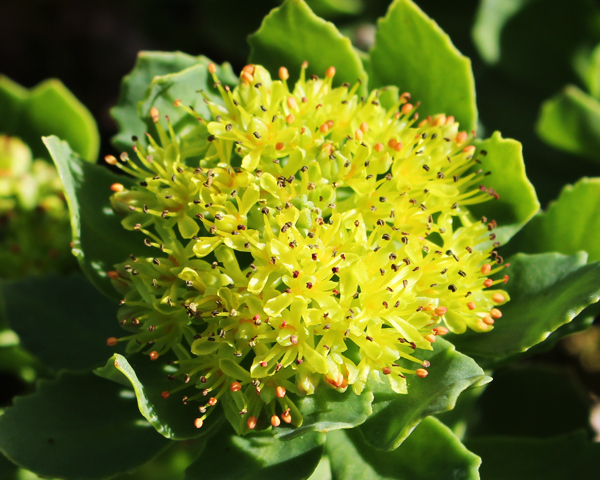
[230,381,242,392]
[161,391,170,399]
[149,351,159,361]
[281,409,292,424]
[106,337,118,346]
[503,275,509,284]
[260,361,268,367]
[247,416,257,429]
[208,397,217,406]
[382,367,392,375]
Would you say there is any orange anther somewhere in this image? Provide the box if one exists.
[281,409,292,424]
[260,361,268,367]
[456,131,468,144]
[483,278,493,288]
[433,326,449,336]
[149,351,159,361]
[424,333,436,343]
[208,397,217,406]
[230,381,242,392]
[301,61,309,69]
[416,368,429,378]
[325,66,336,78]
[194,418,203,429]
[388,138,397,148]
[104,155,117,165]
[161,391,170,399]
[394,141,403,152]
[106,337,118,346]
[467,301,476,310]
[276,386,287,398]
[490,308,502,319]
[481,264,492,275]
[374,142,384,152]
[503,275,509,283]
[382,367,392,375]
[482,316,494,325]
[173,99,182,107]
[241,71,253,84]
[354,129,363,141]
[287,97,298,110]
[320,123,329,134]
[418,118,428,128]
[110,183,124,192]
[275,142,285,151]
[360,122,369,133]
[279,66,289,81]
[434,306,447,317]
[208,63,217,74]
[107,271,119,279]
[242,64,255,74]
[150,107,160,123]
[326,120,334,128]
[401,103,413,115]
[247,416,257,429]
[445,116,455,125]
[271,415,281,427]
[286,114,295,124]
[492,293,505,303]
[463,145,476,154]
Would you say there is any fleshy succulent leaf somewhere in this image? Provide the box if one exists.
[1,273,123,371]
[450,253,600,363]
[0,76,99,162]
[369,0,477,131]
[359,338,488,451]
[43,136,146,300]
[248,0,367,90]
[0,371,170,480]
[327,417,481,480]
[95,353,223,441]
[185,427,325,480]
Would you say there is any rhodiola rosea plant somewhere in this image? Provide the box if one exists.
[2,1,600,479]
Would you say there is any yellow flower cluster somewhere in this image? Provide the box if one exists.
[106,63,509,433]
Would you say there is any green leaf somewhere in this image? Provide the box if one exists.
[327,417,480,480]
[469,132,539,244]
[0,371,170,480]
[0,451,17,480]
[137,61,237,138]
[0,76,99,162]
[305,0,364,17]
[466,431,600,480]
[369,0,477,131]
[248,0,368,90]
[44,136,145,300]
[580,43,600,99]
[359,338,488,451]
[95,353,222,441]
[185,428,325,480]
[111,51,205,152]
[274,384,373,440]
[468,366,592,439]
[471,0,600,96]
[1,273,123,371]
[450,253,600,362]
[537,86,600,163]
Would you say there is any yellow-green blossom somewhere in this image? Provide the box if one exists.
[0,135,74,277]
[106,63,509,432]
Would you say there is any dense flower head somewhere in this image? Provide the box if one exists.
[0,135,74,278]
[106,63,509,433]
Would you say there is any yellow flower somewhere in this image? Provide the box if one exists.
[106,63,509,432]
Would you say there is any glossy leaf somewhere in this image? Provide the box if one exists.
[137,60,237,139]
[111,51,207,152]
[95,353,222,441]
[359,338,488,451]
[44,136,145,300]
[0,76,98,162]
[1,273,123,371]
[509,178,600,262]
[450,253,600,361]
[468,366,592,439]
[185,428,325,480]
[469,132,539,244]
[466,431,600,480]
[537,85,600,162]
[369,0,477,131]
[274,384,373,440]
[0,371,170,480]
[327,417,480,480]
[248,0,367,90]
